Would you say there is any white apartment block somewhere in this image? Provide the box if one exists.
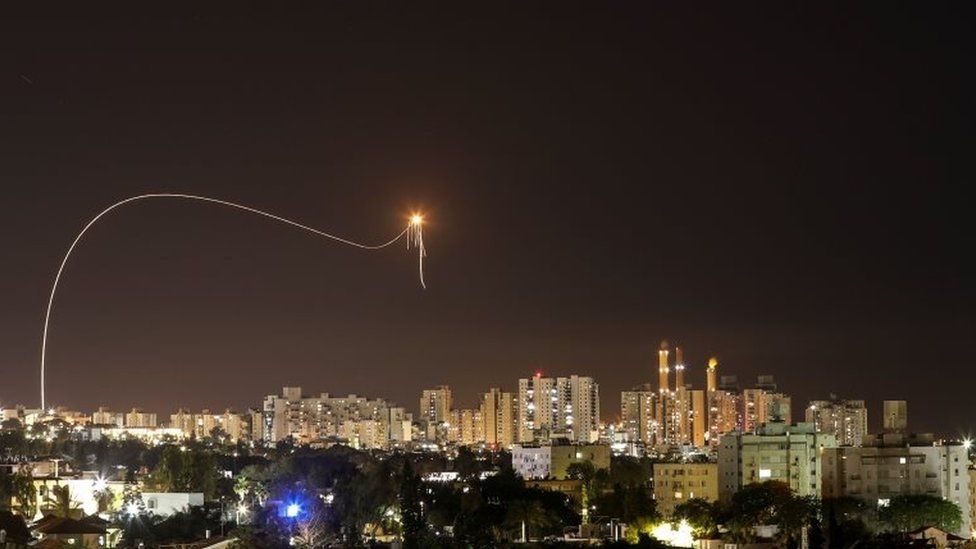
[124,408,157,428]
[170,409,248,442]
[512,445,552,479]
[742,388,791,433]
[718,421,837,500]
[805,397,868,447]
[91,407,124,427]
[708,389,741,446]
[388,406,413,444]
[262,386,393,445]
[822,432,971,537]
[339,419,387,449]
[517,374,599,443]
[419,385,452,425]
[621,384,657,444]
[518,375,558,442]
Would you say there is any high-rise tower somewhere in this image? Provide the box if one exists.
[658,341,670,394]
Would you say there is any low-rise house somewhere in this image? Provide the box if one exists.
[31,515,106,548]
[0,510,32,547]
[141,492,205,517]
[906,525,967,548]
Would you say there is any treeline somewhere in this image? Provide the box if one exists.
[673,481,963,548]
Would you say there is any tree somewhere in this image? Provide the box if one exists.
[453,446,481,481]
[399,460,426,548]
[566,461,598,522]
[722,481,811,544]
[0,421,27,455]
[879,495,962,534]
[673,498,717,538]
[291,515,328,548]
[151,445,218,498]
[95,485,116,514]
[503,499,549,541]
[121,480,147,516]
[593,483,658,525]
[609,456,653,487]
[11,468,36,519]
[207,426,231,446]
[775,495,817,546]
[45,485,82,518]
[823,496,872,548]
[0,468,12,511]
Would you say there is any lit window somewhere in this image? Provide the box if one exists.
[759,469,772,479]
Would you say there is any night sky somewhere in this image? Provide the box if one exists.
[1,5,972,435]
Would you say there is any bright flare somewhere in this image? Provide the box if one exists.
[407,212,427,289]
[650,520,694,548]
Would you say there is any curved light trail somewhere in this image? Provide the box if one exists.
[40,193,426,410]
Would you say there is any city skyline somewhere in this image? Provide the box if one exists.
[2,5,973,548]
[2,5,973,436]
[0,354,945,441]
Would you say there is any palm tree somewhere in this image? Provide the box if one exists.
[503,499,549,542]
[45,485,82,518]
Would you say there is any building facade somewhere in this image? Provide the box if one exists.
[419,385,453,426]
[718,421,837,500]
[124,408,157,428]
[805,397,868,447]
[517,374,599,443]
[742,378,791,433]
[512,443,611,480]
[621,384,657,445]
[170,409,248,442]
[480,388,515,448]
[653,462,719,517]
[821,433,971,537]
[261,386,394,445]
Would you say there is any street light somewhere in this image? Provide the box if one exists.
[286,503,300,518]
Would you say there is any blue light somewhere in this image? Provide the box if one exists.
[286,503,300,518]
